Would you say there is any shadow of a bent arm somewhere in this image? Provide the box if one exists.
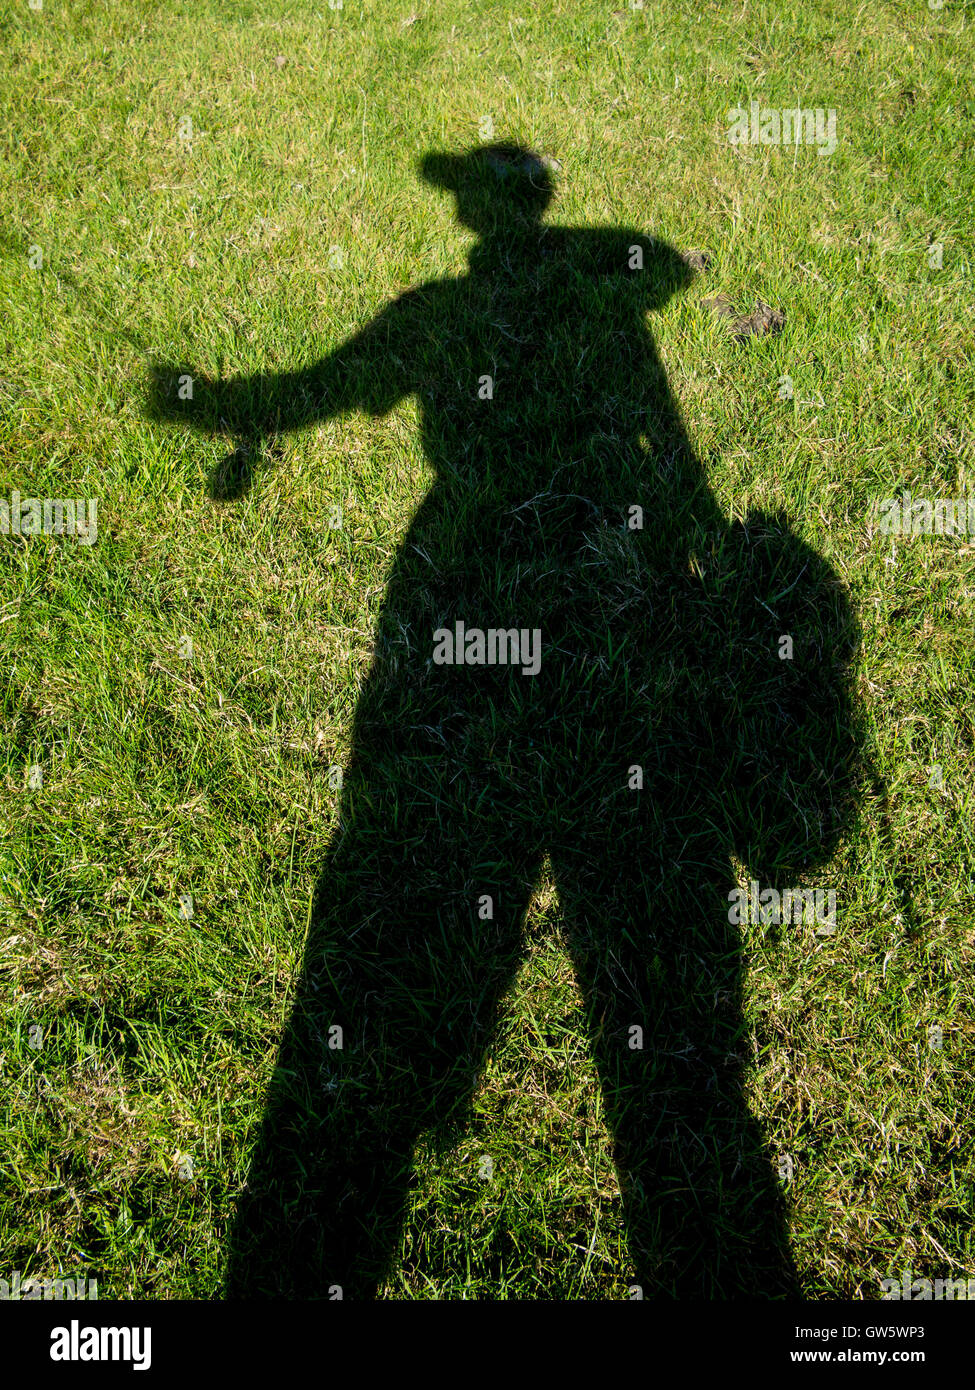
[715,512,867,887]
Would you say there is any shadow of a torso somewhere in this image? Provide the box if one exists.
[351,229,729,805]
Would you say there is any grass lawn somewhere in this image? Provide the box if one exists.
[2,0,974,1300]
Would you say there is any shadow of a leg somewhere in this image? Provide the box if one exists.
[556,834,799,1298]
[224,748,537,1299]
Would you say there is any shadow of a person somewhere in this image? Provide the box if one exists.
[150,144,861,1298]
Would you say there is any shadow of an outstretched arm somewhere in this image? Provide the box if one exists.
[146,295,415,498]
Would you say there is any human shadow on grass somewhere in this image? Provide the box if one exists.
[149,144,862,1298]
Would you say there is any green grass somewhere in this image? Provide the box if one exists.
[2,0,974,1300]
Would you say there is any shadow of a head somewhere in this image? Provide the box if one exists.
[419,142,695,310]
[419,143,556,234]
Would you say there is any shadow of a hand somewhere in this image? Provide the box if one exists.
[147,363,265,500]
[146,363,224,429]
